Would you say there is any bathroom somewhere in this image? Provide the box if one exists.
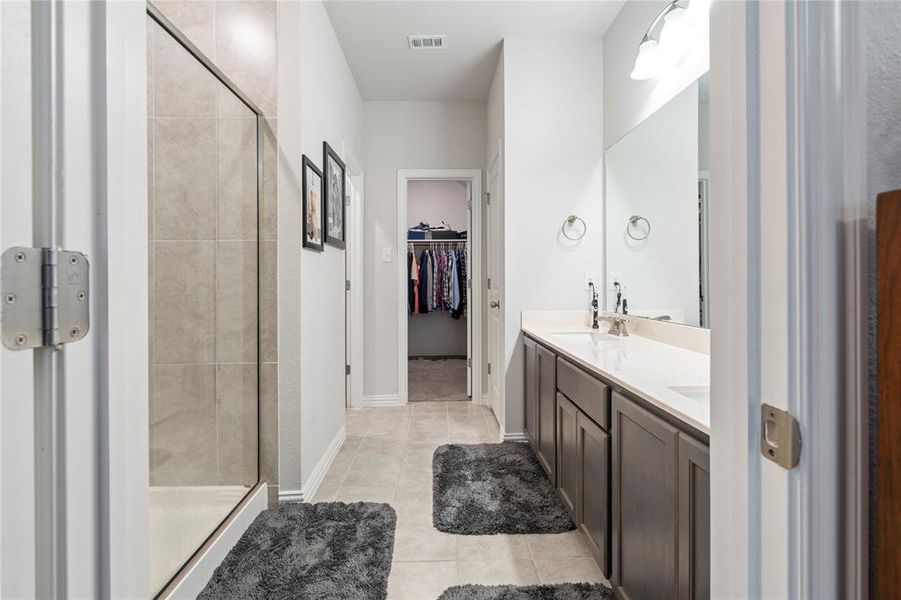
[0,0,896,598]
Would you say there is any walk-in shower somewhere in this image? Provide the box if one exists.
[146,4,262,594]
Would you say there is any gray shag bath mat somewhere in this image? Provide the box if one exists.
[197,501,396,600]
[438,583,615,599]
[433,442,575,534]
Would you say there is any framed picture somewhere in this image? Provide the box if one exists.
[323,141,346,249]
[302,155,324,252]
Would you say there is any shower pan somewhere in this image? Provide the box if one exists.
[146,4,262,595]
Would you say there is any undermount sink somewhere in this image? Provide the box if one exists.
[549,331,608,344]
[667,385,710,403]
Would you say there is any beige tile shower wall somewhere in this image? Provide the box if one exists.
[150,1,279,504]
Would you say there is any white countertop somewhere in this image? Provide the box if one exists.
[522,324,711,434]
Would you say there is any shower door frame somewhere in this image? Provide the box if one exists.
[146,2,265,597]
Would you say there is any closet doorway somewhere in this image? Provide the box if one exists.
[397,170,482,405]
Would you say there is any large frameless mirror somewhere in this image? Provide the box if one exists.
[604,72,710,328]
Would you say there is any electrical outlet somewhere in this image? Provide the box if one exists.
[584,271,598,290]
[608,271,621,291]
[381,247,393,263]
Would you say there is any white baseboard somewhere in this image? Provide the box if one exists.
[503,432,529,442]
[278,488,303,502]
[361,394,405,407]
[162,483,267,599]
[278,425,347,504]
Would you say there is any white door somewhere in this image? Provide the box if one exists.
[345,176,354,408]
[1,2,149,597]
[486,150,503,427]
[1,3,39,596]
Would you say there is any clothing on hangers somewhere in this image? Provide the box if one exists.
[407,244,467,319]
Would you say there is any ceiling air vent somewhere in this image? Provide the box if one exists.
[408,35,447,50]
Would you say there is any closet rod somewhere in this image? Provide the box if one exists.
[406,239,468,244]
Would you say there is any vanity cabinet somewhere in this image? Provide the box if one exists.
[678,434,710,600]
[553,356,613,576]
[611,391,710,600]
[523,337,557,479]
[536,344,557,479]
[555,393,580,516]
[612,391,679,600]
[523,337,539,450]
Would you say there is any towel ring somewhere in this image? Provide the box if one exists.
[562,215,587,241]
[627,215,651,241]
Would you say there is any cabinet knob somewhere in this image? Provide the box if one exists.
[490,300,500,309]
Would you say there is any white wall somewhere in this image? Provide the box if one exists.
[603,0,709,150]
[276,0,302,496]
[362,101,486,399]
[605,81,699,325]
[408,180,469,231]
[278,0,363,495]
[501,37,605,434]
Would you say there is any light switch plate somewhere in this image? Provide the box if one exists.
[381,247,393,263]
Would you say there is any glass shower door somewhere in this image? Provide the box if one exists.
[147,9,260,595]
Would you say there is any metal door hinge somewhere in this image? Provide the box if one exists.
[467,278,472,289]
[466,357,472,367]
[345,364,351,375]
[484,192,491,205]
[487,277,491,290]
[2,247,89,350]
[346,279,351,291]
[467,199,472,210]
[487,363,491,375]
[760,404,801,469]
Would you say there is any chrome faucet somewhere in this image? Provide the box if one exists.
[608,316,629,337]
[588,282,600,329]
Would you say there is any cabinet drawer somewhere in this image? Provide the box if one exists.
[557,357,609,430]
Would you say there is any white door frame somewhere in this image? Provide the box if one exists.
[345,156,365,409]
[396,169,483,405]
[709,1,867,597]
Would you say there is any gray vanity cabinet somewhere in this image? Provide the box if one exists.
[612,391,679,600]
[523,337,539,451]
[555,393,579,516]
[678,434,710,600]
[536,344,557,479]
[576,409,610,575]
[522,337,556,479]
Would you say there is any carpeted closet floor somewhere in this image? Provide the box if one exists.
[408,358,469,402]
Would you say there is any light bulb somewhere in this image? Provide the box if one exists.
[658,6,691,65]
[630,38,663,80]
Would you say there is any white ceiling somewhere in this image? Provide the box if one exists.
[323,1,626,101]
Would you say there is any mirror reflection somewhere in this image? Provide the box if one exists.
[605,73,710,328]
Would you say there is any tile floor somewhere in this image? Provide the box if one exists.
[312,401,608,600]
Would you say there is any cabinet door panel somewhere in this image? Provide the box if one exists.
[524,338,538,451]
[536,345,557,480]
[555,393,579,518]
[612,392,679,600]
[678,433,710,600]
[578,410,610,577]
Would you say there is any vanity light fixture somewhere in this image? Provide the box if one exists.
[630,0,710,80]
